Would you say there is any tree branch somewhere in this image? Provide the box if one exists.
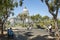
[45,0,55,16]
[56,4,59,18]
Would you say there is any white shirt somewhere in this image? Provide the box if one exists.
[48,25,52,29]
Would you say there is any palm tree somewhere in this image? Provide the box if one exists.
[18,13,28,27]
[35,14,42,22]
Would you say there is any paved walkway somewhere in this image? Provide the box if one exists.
[13,28,55,40]
[0,28,55,40]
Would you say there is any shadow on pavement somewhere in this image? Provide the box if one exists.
[24,32,33,36]
[0,34,8,40]
[0,30,56,40]
[0,34,56,40]
[31,35,55,40]
[0,34,28,40]
[16,34,28,40]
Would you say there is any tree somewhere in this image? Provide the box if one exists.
[35,14,42,22]
[31,15,35,22]
[42,16,50,26]
[18,13,28,27]
[42,16,49,20]
[41,0,60,40]
[31,14,42,22]
[0,0,23,36]
[18,7,29,27]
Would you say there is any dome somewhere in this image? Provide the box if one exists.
[22,7,29,15]
[23,7,28,12]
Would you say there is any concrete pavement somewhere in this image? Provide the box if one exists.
[13,28,50,40]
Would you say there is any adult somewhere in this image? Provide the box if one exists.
[7,28,14,38]
[48,24,52,32]
[48,24,52,35]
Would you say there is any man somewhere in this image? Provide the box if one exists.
[7,28,14,38]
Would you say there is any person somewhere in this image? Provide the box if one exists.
[29,25,31,29]
[7,28,14,38]
[27,25,32,30]
[48,24,52,35]
[27,25,29,30]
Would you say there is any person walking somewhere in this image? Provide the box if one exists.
[48,24,52,35]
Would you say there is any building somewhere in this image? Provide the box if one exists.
[9,7,33,26]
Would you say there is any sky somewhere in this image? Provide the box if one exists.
[12,0,60,19]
